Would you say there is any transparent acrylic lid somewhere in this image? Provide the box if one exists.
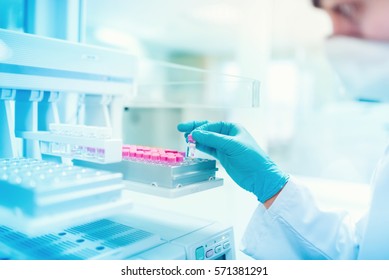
[128,59,260,108]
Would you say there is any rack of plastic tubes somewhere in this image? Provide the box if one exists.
[76,144,223,198]
[117,144,223,198]
[15,123,123,164]
[122,145,186,165]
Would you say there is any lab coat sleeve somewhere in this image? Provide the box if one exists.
[240,178,359,259]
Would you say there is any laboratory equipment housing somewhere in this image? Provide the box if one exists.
[0,28,242,260]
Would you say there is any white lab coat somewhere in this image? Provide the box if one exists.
[240,145,389,260]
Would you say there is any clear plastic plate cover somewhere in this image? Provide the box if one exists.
[128,59,260,108]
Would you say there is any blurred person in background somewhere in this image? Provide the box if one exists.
[178,0,389,259]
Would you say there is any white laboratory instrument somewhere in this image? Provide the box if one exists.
[0,29,235,259]
[0,205,234,260]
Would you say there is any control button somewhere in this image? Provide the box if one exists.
[195,246,205,260]
[206,249,214,258]
[223,241,230,250]
[214,245,222,254]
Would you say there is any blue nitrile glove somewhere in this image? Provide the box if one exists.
[177,120,289,203]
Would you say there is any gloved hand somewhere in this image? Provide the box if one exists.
[177,120,289,203]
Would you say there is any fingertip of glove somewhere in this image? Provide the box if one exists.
[191,130,204,140]
[178,122,195,132]
[191,130,199,136]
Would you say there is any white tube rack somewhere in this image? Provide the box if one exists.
[15,130,122,164]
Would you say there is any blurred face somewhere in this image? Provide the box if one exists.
[317,0,389,40]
